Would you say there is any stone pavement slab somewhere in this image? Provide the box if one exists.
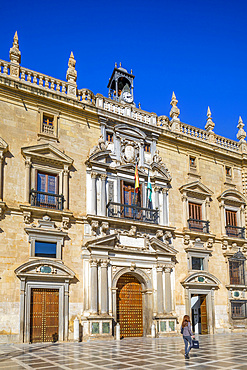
[0,334,247,369]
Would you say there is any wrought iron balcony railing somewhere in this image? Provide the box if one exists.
[188,219,210,233]
[106,201,159,224]
[226,225,245,239]
[30,190,64,210]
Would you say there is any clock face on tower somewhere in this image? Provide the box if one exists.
[122,91,133,103]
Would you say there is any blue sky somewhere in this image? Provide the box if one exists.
[0,0,246,140]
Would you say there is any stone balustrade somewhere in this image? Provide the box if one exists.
[0,58,243,152]
[215,134,239,151]
[78,88,95,105]
[96,95,157,125]
[180,122,208,141]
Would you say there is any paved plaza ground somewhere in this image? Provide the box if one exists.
[0,333,247,369]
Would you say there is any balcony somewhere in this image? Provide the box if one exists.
[30,190,64,210]
[188,219,210,233]
[226,225,245,239]
[107,201,159,224]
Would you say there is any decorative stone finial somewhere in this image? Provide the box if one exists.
[169,92,180,130]
[131,69,133,74]
[115,62,117,67]
[205,106,215,132]
[138,102,141,109]
[237,116,246,142]
[9,31,21,65]
[119,62,122,67]
[66,51,77,96]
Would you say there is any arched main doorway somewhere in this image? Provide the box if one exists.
[117,273,143,337]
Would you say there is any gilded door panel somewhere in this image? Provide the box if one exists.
[200,295,208,334]
[117,274,143,337]
[30,288,59,343]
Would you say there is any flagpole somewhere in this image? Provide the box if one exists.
[146,169,149,208]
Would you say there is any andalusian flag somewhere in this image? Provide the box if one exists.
[147,173,152,203]
[134,164,139,193]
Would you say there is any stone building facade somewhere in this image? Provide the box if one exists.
[1,33,247,343]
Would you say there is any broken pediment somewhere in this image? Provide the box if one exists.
[114,124,146,140]
[15,259,75,279]
[181,271,220,288]
[149,237,178,256]
[179,180,213,198]
[84,233,119,250]
[151,162,171,182]
[86,149,112,164]
[21,143,73,166]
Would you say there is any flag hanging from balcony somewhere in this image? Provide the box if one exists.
[147,173,152,208]
[134,164,139,193]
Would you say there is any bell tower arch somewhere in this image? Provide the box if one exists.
[107,63,135,104]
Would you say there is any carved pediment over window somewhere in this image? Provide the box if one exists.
[21,143,73,167]
[15,259,75,279]
[179,181,213,199]
[181,271,220,288]
[217,189,246,207]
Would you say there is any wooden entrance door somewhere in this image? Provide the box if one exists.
[117,274,143,337]
[30,288,59,343]
[200,295,208,334]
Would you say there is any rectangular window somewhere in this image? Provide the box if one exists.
[120,181,142,219]
[189,202,202,220]
[42,114,54,136]
[225,166,232,177]
[36,172,58,209]
[229,260,245,285]
[144,144,151,153]
[231,301,247,318]
[35,241,57,258]
[190,156,196,167]
[192,257,204,270]
[106,133,113,142]
[226,210,237,227]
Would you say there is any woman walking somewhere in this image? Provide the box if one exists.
[181,315,194,359]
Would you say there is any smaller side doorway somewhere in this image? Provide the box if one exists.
[191,294,208,334]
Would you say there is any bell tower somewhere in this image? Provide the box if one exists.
[107,63,135,104]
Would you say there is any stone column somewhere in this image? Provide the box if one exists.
[211,288,215,334]
[182,192,188,228]
[0,152,3,200]
[240,204,245,228]
[220,201,226,235]
[157,265,164,315]
[164,266,172,313]
[90,259,98,314]
[91,172,97,215]
[101,174,107,216]
[63,166,69,210]
[139,142,144,167]
[25,158,31,203]
[162,188,168,225]
[185,286,190,315]
[19,278,26,342]
[101,259,108,314]
[205,196,210,221]
[64,280,69,340]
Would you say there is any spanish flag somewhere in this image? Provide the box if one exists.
[134,164,139,193]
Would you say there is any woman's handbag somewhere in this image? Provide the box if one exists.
[191,339,199,349]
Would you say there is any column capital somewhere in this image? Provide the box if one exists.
[100,259,109,268]
[100,173,107,181]
[157,264,163,272]
[162,187,168,194]
[153,186,160,193]
[89,258,98,267]
[91,171,98,179]
[164,266,173,273]
[25,158,31,167]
